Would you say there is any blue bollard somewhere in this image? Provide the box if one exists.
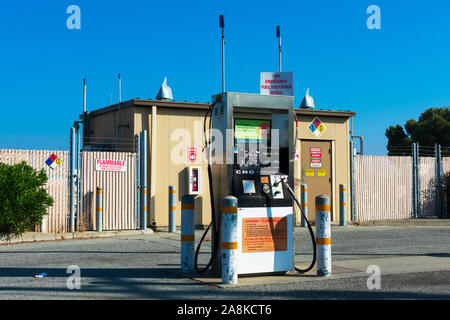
[300,184,308,227]
[169,186,176,233]
[339,184,347,226]
[96,187,102,232]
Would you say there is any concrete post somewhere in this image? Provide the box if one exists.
[339,184,347,226]
[169,186,176,232]
[181,195,195,272]
[96,187,102,232]
[221,196,238,285]
[300,184,308,227]
[316,195,331,276]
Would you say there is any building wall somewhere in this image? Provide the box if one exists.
[147,107,212,227]
[88,103,352,228]
[86,107,135,151]
[294,114,350,222]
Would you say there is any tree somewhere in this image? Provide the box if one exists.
[0,161,53,240]
[386,107,450,156]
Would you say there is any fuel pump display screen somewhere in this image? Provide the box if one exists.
[242,180,256,194]
[234,119,271,143]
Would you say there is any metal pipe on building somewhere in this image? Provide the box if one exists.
[352,136,363,155]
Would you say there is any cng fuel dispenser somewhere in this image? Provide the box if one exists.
[197,92,316,277]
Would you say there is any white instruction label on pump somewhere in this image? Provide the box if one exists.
[270,175,285,199]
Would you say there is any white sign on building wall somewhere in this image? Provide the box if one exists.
[95,159,127,172]
[260,72,293,96]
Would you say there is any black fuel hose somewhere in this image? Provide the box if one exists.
[278,177,317,274]
[194,103,219,273]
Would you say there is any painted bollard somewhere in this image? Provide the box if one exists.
[300,184,308,227]
[339,184,347,226]
[96,187,102,232]
[141,186,147,230]
[316,195,331,276]
[169,186,176,233]
[181,195,195,272]
[221,196,238,285]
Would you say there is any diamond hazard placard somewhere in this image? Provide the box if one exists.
[308,117,326,138]
[45,153,61,170]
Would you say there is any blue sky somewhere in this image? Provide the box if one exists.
[0,0,449,154]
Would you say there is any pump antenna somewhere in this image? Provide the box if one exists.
[276,25,281,72]
[219,14,225,93]
[118,73,121,103]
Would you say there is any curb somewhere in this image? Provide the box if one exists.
[352,218,450,227]
[0,229,153,245]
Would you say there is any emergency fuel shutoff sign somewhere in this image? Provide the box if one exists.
[260,72,293,96]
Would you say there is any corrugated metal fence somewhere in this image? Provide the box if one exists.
[79,151,137,231]
[354,155,450,221]
[354,155,412,221]
[0,149,69,233]
[418,157,437,217]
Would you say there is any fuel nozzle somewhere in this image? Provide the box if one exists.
[273,175,285,187]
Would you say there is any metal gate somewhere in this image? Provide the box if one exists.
[79,151,137,231]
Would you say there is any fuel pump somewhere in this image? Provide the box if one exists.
[195,92,315,277]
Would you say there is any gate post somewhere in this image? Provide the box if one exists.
[349,140,355,221]
[435,144,443,217]
[69,126,76,232]
[140,130,148,230]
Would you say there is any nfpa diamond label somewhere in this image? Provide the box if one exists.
[308,117,326,138]
[45,153,61,170]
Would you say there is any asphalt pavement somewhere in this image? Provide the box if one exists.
[0,225,448,300]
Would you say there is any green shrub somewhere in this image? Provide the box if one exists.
[0,161,53,240]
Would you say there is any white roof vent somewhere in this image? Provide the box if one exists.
[300,88,315,109]
[156,77,173,101]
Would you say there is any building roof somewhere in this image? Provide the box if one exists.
[83,98,356,118]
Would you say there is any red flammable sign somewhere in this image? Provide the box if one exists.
[310,148,322,158]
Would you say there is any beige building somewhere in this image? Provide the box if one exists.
[83,98,355,228]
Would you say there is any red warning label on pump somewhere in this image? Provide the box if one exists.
[242,217,287,253]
